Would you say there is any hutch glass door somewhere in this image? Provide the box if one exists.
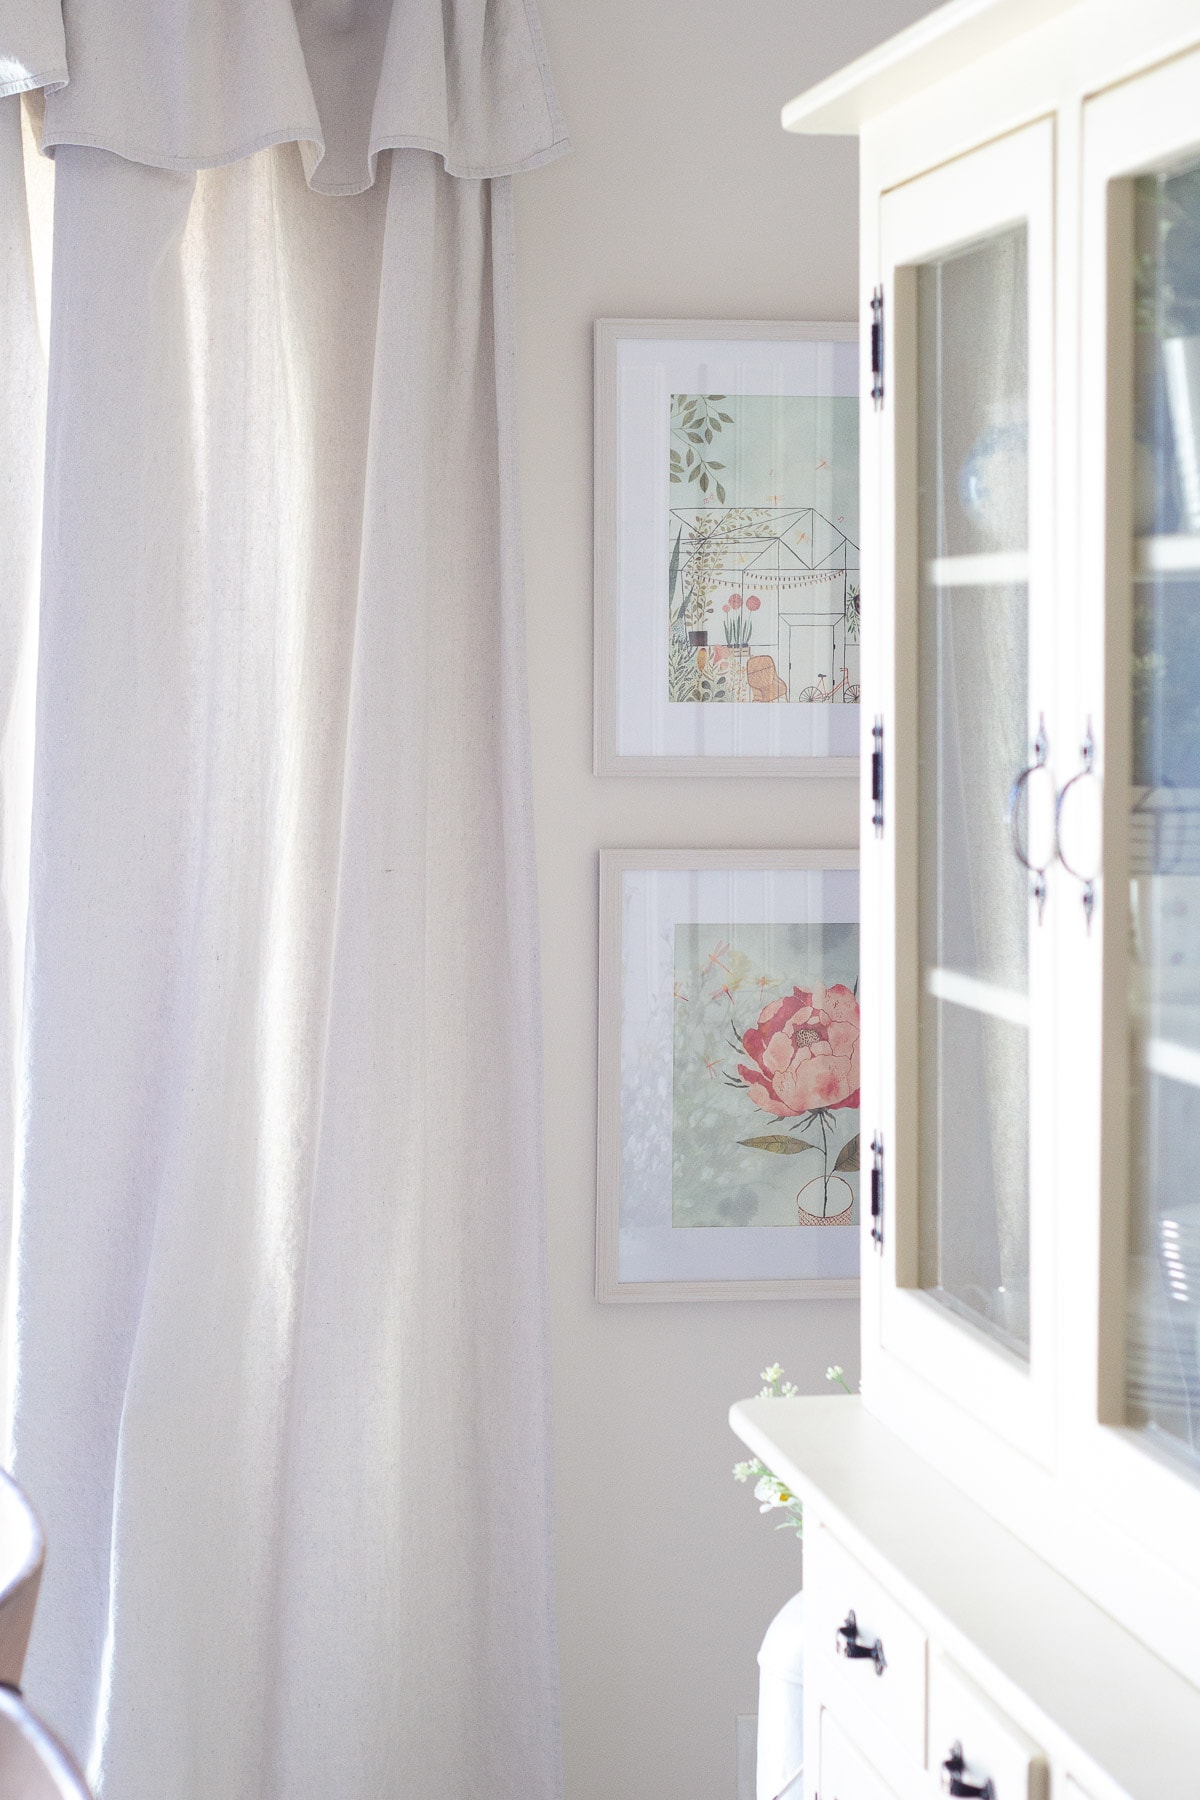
[1079,45,1200,1597]
[1086,49,1200,1526]
[878,119,1056,1457]
[916,222,1032,1355]
[1125,150,1200,1469]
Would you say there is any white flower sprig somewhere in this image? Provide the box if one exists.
[758,1363,800,1398]
[732,1362,856,1539]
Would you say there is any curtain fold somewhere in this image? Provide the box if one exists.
[3,0,570,189]
[0,99,41,1425]
[0,8,563,1797]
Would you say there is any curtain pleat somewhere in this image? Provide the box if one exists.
[0,98,41,1429]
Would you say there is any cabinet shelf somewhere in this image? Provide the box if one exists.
[926,551,1029,588]
[926,965,1029,1026]
[1142,1034,1200,1089]
[1134,535,1200,577]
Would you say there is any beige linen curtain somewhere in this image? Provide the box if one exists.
[0,4,567,1796]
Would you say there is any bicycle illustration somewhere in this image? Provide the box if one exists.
[796,666,861,704]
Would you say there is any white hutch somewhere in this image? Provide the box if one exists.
[731,0,1200,1794]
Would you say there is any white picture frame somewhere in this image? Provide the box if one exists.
[594,319,861,777]
[597,848,861,1302]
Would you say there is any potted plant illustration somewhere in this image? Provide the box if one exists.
[684,560,714,670]
[717,592,760,697]
[722,592,760,650]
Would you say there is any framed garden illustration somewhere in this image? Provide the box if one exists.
[596,849,860,1301]
[594,320,859,776]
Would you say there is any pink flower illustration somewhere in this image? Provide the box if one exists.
[746,595,761,612]
[727,594,743,610]
[737,984,860,1118]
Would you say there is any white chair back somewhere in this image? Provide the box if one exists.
[0,1687,89,1800]
[0,1473,45,1690]
[0,1470,91,1798]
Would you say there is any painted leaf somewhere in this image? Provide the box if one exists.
[707,462,725,470]
[699,471,709,493]
[716,483,726,503]
[718,411,734,423]
[739,1136,817,1155]
[685,449,694,465]
[708,394,726,400]
[833,1133,860,1174]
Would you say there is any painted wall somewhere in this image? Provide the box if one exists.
[513,4,931,1795]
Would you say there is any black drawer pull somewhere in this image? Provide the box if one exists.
[941,1742,995,1798]
[835,1610,886,1675]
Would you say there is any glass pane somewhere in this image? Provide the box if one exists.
[919,1000,1031,1348]
[1127,156,1200,1465]
[915,228,1032,1356]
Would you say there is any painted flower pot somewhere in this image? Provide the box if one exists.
[797,1203,853,1228]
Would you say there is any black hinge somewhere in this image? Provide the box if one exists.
[871,716,884,836]
[870,1134,884,1252]
[870,285,884,409]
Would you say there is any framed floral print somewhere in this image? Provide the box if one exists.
[596,849,860,1301]
[594,320,860,776]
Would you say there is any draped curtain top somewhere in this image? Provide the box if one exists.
[1,0,568,189]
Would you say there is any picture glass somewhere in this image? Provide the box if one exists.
[614,335,858,762]
[617,863,859,1287]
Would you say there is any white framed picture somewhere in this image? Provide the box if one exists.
[597,849,860,1302]
[594,319,860,777]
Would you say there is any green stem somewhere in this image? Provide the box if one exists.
[820,1111,830,1216]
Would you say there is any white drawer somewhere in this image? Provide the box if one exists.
[819,1708,903,1800]
[927,1656,1048,1800]
[806,1527,928,1770]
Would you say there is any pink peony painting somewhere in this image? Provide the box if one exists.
[734,984,860,1222]
[671,923,859,1228]
[737,985,860,1118]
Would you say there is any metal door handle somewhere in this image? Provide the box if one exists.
[1055,720,1098,930]
[941,1742,995,1798]
[1007,715,1051,923]
[835,1610,886,1675]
